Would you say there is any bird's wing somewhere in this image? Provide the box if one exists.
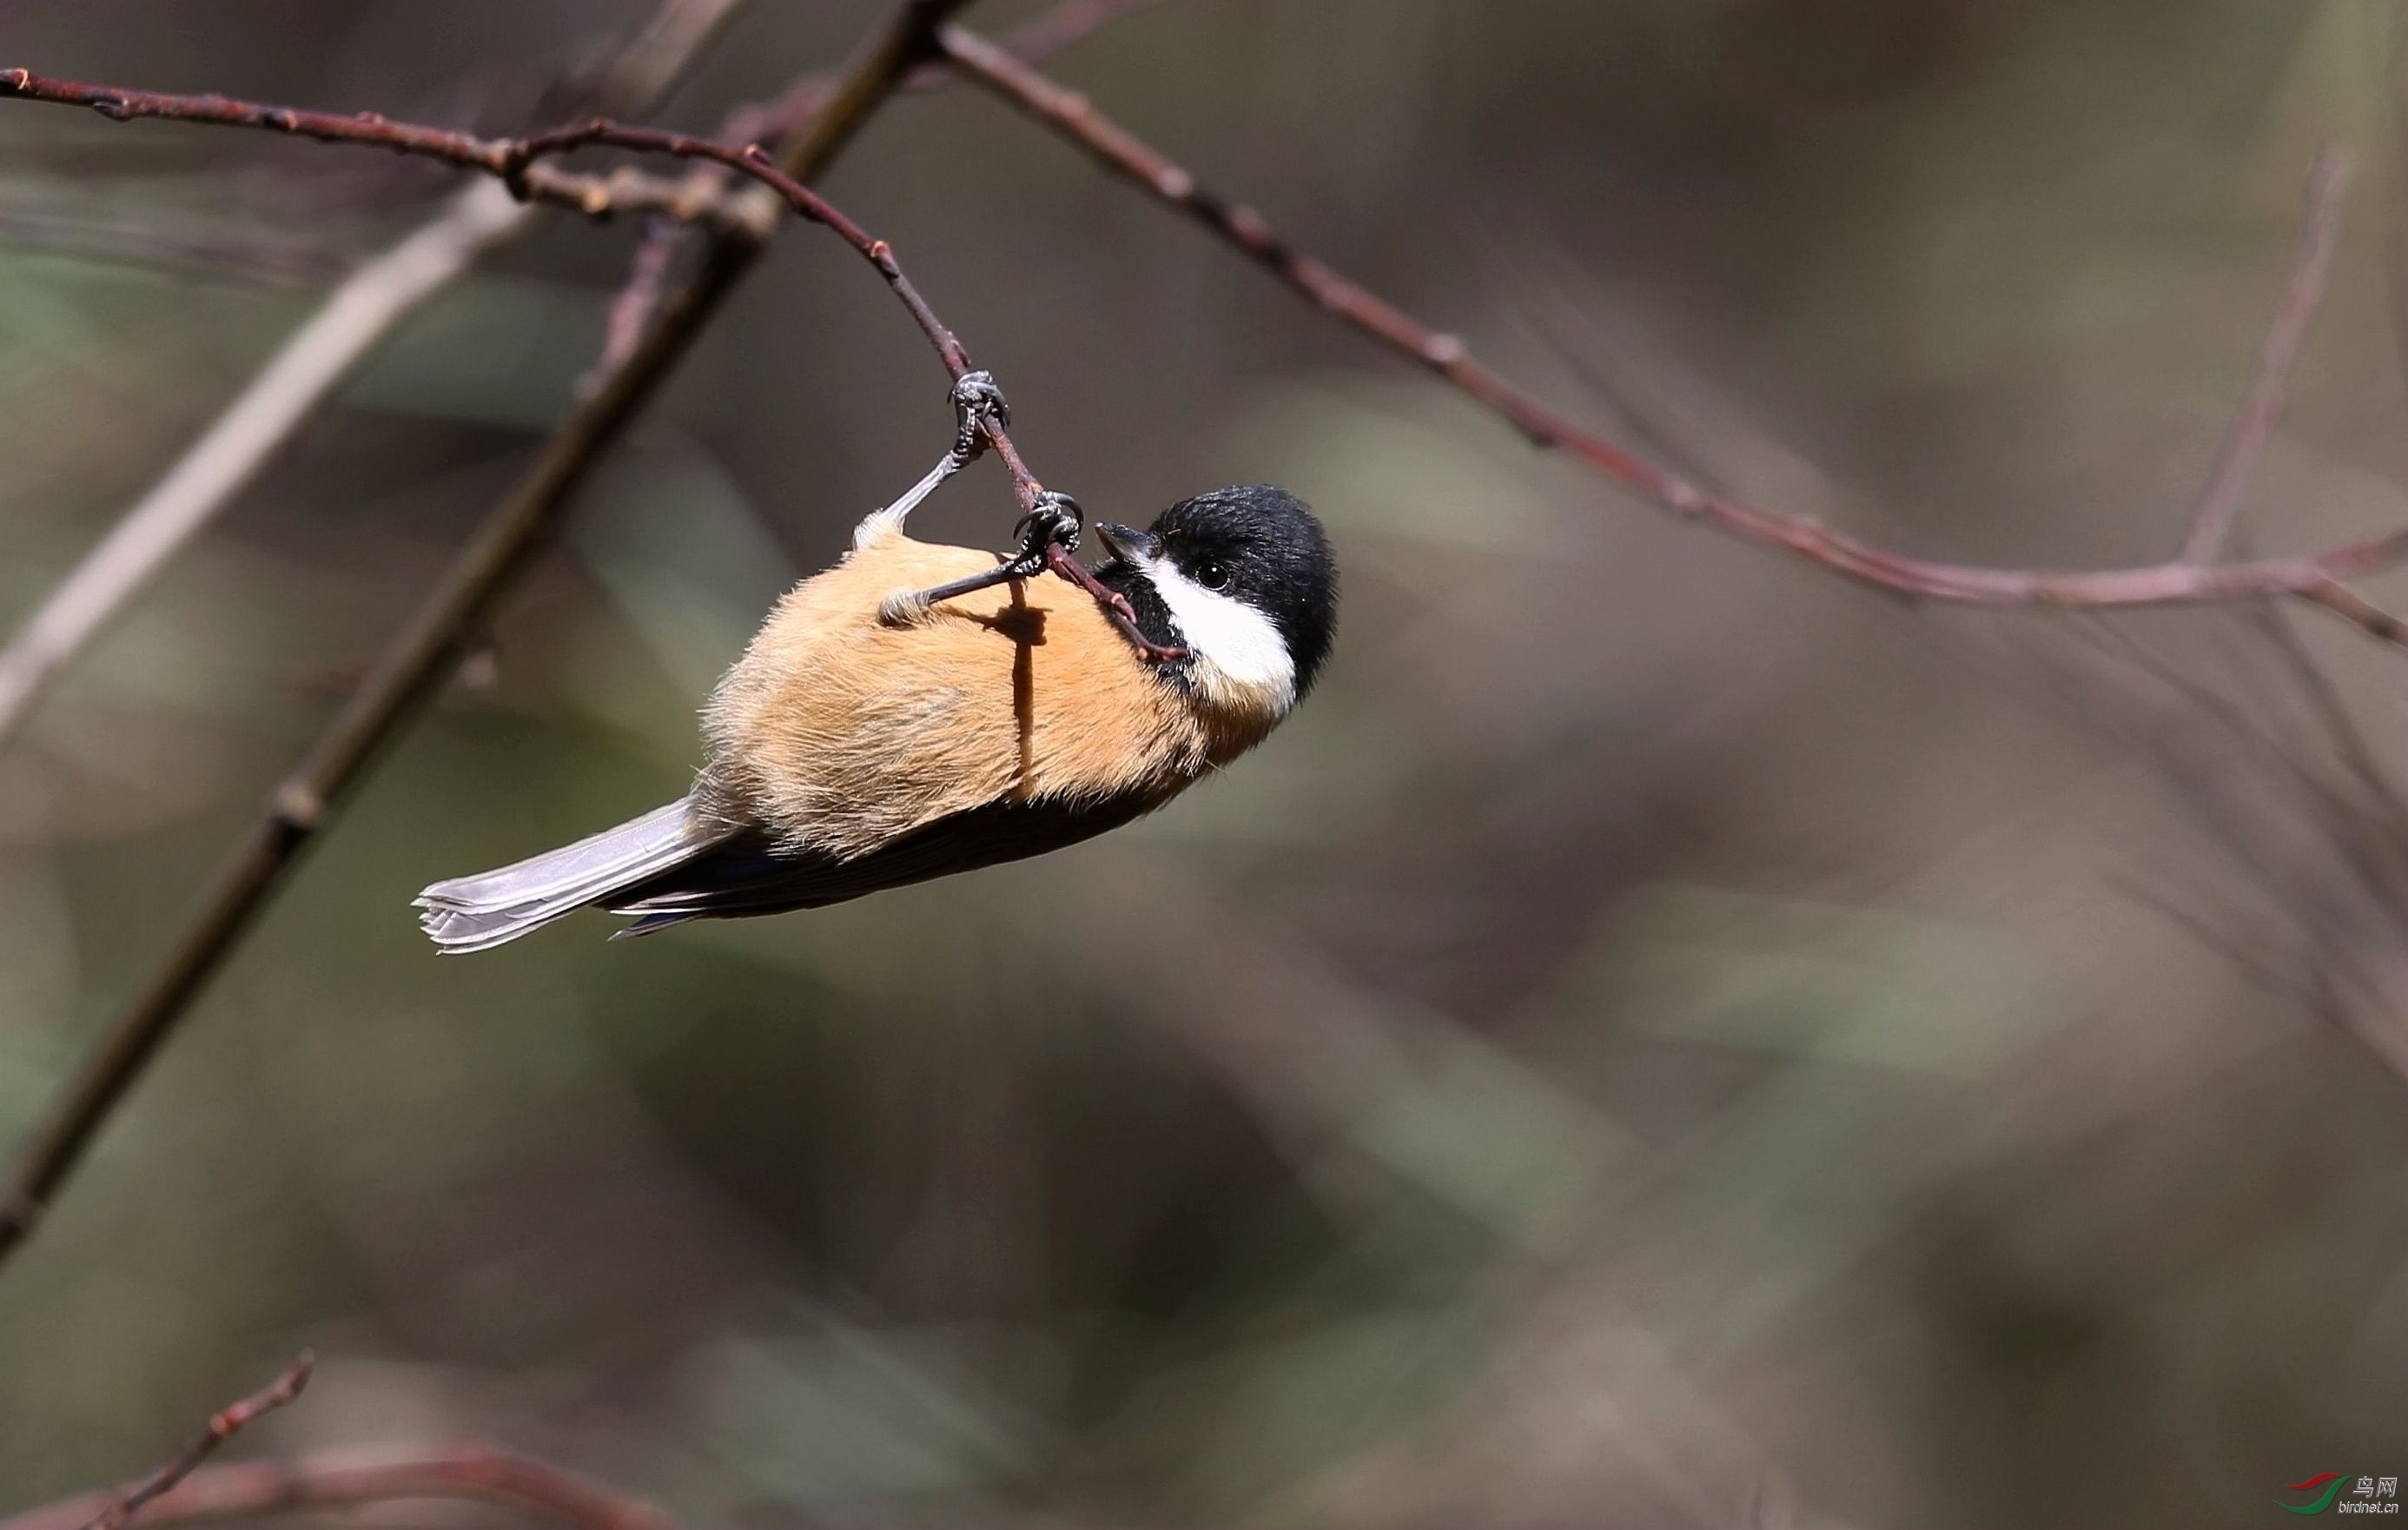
[603,788,1165,936]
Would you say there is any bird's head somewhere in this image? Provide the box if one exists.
[1095,485,1337,724]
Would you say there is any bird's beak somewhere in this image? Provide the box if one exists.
[1095,522,1162,565]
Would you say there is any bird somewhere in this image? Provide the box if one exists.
[413,471,1336,952]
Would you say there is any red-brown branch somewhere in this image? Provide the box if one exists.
[592,0,1169,383]
[73,1355,314,1530]
[935,27,2408,650]
[0,66,1041,512]
[1,1445,678,1530]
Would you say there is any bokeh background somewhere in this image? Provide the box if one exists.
[2,2,2404,1525]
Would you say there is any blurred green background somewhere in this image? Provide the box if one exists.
[1,1,2403,1525]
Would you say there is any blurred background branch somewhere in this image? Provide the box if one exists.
[0,0,977,1269]
[0,0,758,751]
[0,0,1164,756]
[5,1446,678,1530]
[940,27,2408,646]
[69,1354,312,1530]
[2178,149,2351,563]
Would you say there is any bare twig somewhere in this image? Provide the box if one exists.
[1,1444,676,1530]
[75,1354,314,1530]
[938,28,2408,649]
[0,0,980,1271]
[0,66,1048,510]
[0,72,612,182]
[592,0,1173,381]
[2180,148,2352,562]
[0,0,754,750]
[0,74,771,239]
[517,124,1042,504]
[513,128,970,354]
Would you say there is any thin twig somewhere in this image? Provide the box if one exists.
[2180,148,2352,562]
[520,122,1043,504]
[937,28,2408,649]
[512,127,970,358]
[0,71,595,180]
[1,1444,677,1530]
[76,1354,314,1530]
[592,0,1172,381]
[0,0,753,751]
[0,70,1045,509]
[0,0,980,1272]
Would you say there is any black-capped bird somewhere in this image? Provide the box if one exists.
[414,426,1335,950]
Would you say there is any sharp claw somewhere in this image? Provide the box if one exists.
[883,489,1076,618]
[1015,491,1083,555]
[950,369,1009,425]
[949,369,1009,460]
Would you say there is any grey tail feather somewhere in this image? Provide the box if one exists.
[414,796,712,954]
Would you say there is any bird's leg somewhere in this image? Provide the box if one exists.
[853,370,1009,549]
[878,492,1083,626]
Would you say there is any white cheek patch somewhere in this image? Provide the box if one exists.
[1142,559,1297,714]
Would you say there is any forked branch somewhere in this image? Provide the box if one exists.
[596,0,1174,379]
[936,27,2408,649]
[0,65,1047,503]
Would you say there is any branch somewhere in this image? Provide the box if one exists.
[593,0,1173,380]
[0,182,526,745]
[0,71,576,178]
[0,0,755,751]
[75,1354,314,1530]
[0,0,982,1273]
[2180,148,2351,562]
[508,124,1041,504]
[0,1445,678,1530]
[0,56,1049,504]
[936,28,2408,649]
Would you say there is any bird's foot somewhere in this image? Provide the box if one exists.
[949,369,1009,463]
[879,491,1083,625]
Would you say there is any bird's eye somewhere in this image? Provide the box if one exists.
[1196,560,1230,591]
